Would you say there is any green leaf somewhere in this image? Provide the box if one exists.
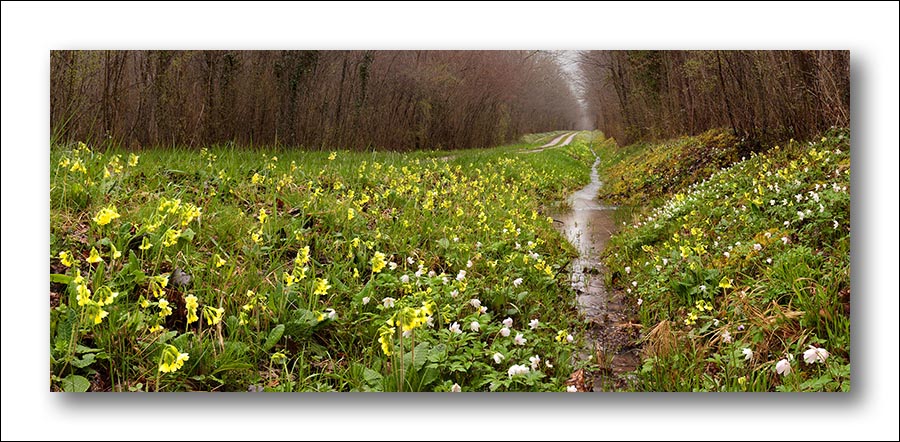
[363,367,383,391]
[74,344,101,354]
[61,375,91,392]
[92,261,105,289]
[263,324,285,351]
[437,238,450,249]
[71,353,96,368]
[402,341,430,371]
[180,228,196,242]
[50,274,73,285]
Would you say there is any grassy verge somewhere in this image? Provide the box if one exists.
[49,134,600,392]
[597,129,750,207]
[599,128,850,391]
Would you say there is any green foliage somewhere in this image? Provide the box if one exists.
[598,128,747,206]
[602,128,850,391]
[49,134,597,392]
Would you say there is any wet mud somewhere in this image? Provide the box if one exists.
[553,153,641,391]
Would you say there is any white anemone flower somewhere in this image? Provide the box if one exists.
[507,364,530,378]
[775,359,792,375]
[803,346,830,364]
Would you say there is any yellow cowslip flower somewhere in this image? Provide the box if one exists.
[213,254,226,268]
[75,284,92,307]
[718,277,733,289]
[91,307,109,325]
[204,305,225,326]
[110,243,122,260]
[185,294,199,324]
[257,208,268,224]
[283,272,296,287]
[295,246,310,267]
[149,324,165,333]
[158,298,173,318]
[128,153,139,167]
[251,230,262,244]
[58,251,74,267]
[347,208,355,221]
[158,345,189,373]
[139,236,153,251]
[59,157,71,168]
[555,330,569,343]
[328,152,337,161]
[313,278,331,296]
[378,326,395,355]
[140,297,150,309]
[86,247,103,264]
[271,352,287,364]
[92,206,121,226]
[95,286,119,306]
[162,228,181,247]
[70,159,87,174]
[370,251,387,274]
[251,173,264,185]
[180,204,201,226]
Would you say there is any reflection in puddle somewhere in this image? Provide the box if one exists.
[553,154,640,391]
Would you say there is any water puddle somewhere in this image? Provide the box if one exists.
[553,153,641,391]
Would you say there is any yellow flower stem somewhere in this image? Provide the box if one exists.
[397,326,404,392]
[155,350,165,392]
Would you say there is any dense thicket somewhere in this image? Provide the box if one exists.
[51,50,581,150]
[578,50,849,145]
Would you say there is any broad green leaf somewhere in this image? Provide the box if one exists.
[263,324,285,351]
[61,375,90,392]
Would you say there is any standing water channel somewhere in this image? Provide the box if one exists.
[552,148,641,391]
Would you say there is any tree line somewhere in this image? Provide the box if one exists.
[577,50,850,145]
[51,50,581,151]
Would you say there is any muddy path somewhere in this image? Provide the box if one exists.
[553,148,641,391]
[523,131,578,154]
[436,131,577,162]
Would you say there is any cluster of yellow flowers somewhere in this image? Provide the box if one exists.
[370,251,387,274]
[73,270,119,325]
[203,305,225,326]
[185,294,199,324]
[158,344,189,373]
[239,290,267,326]
[684,299,714,326]
[92,205,121,226]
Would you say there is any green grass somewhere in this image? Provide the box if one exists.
[599,128,851,391]
[597,128,749,207]
[49,132,604,392]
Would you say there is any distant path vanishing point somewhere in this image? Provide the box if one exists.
[523,131,579,154]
